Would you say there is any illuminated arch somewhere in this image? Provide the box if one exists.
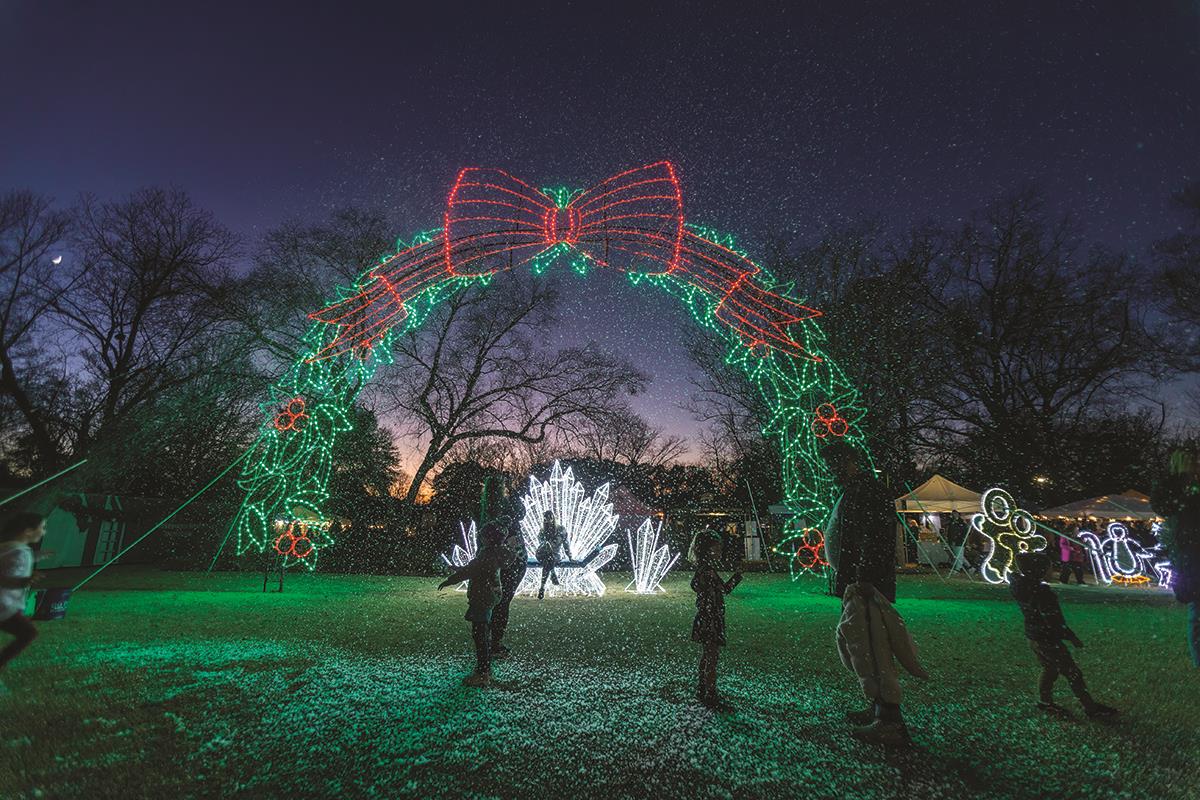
[233,163,869,572]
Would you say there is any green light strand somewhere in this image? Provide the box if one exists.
[73,446,253,591]
[0,459,88,508]
[233,223,872,577]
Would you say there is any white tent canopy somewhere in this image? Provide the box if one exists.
[894,474,981,514]
[1038,490,1161,521]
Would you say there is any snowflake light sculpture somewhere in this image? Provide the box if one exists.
[1080,522,1170,587]
[972,487,1047,584]
[516,461,619,597]
[440,520,478,592]
[626,518,679,594]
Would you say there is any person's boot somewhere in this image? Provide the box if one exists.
[463,671,492,688]
[537,587,545,600]
[1084,701,1119,719]
[852,702,910,746]
[851,719,910,746]
[1037,701,1070,717]
[845,706,875,725]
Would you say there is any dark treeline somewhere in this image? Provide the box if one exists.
[694,186,1200,510]
[0,183,1197,571]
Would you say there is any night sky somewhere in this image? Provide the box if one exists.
[3,2,1197,462]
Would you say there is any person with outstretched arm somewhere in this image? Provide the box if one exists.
[1153,446,1200,667]
[690,529,742,707]
[490,516,527,659]
[437,521,506,687]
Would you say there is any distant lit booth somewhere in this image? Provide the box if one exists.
[1038,491,1169,588]
[894,475,982,571]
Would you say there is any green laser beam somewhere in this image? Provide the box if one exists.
[0,459,88,508]
[72,448,253,592]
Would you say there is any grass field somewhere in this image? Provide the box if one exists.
[0,568,1196,800]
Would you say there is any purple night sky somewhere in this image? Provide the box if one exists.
[3,2,1197,462]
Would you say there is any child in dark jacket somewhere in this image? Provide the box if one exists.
[1010,549,1117,718]
[691,531,742,707]
[438,521,506,687]
[491,517,528,658]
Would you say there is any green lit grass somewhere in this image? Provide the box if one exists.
[0,569,1196,799]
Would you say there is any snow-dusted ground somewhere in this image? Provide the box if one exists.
[1,569,1196,799]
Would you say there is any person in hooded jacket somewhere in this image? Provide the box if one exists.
[691,530,742,707]
[1153,446,1200,667]
[490,516,527,659]
[1009,548,1118,718]
[438,521,506,687]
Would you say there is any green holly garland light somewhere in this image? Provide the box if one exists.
[230,166,870,574]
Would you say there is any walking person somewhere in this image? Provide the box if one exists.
[1010,548,1118,717]
[946,510,970,573]
[0,512,45,692]
[1058,527,1086,585]
[1153,446,1200,667]
[437,521,506,687]
[490,516,527,659]
[536,511,566,599]
[690,529,742,707]
[822,441,912,743]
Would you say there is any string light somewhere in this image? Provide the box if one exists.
[1079,522,1170,587]
[972,487,1047,584]
[440,520,478,592]
[811,403,848,438]
[273,397,309,432]
[271,518,333,569]
[782,527,830,574]
[232,166,870,571]
[310,163,823,362]
[626,518,679,594]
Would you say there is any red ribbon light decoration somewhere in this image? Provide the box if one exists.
[310,162,822,361]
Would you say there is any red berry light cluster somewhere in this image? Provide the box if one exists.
[811,403,848,438]
[793,528,829,572]
[274,520,317,560]
[273,397,309,432]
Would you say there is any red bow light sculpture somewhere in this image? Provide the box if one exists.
[311,162,821,360]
